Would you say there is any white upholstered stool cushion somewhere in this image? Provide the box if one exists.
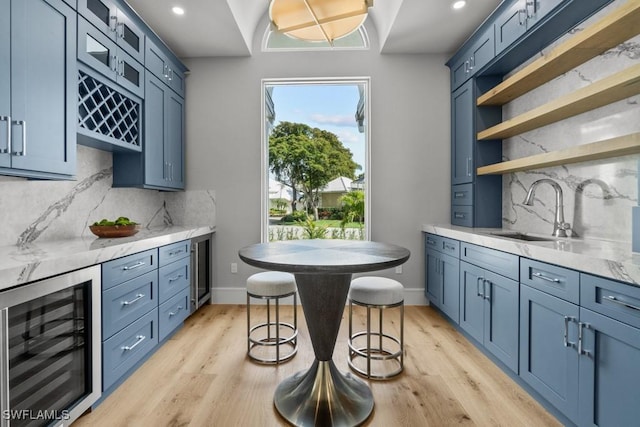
[247,271,296,297]
[349,277,404,306]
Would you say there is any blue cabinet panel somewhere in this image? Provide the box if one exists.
[425,248,441,307]
[579,307,640,427]
[158,256,190,303]
[0,0,9,170]
[452,81,474,185]
[459,261,486,343]
[102,248,157,289]
[3,0,76,178]
[102,270,157,339]
[102,308,158,390]
[521,257,579,304]
[495,0,527,54]
[166,91,185,189]
[440,252,460,323]
[581,273,640,329]
[143,73,167,187]
[483,270,519,372]
[520,284,580,422]
[158,287,190,341]
[145,38,185,97]
[159,240,191,266]
[461,243,519,281]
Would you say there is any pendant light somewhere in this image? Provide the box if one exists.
[269,0,373,44]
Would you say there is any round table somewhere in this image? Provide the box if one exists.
[238,239,410,427]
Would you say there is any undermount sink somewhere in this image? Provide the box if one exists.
[487,231,557,242]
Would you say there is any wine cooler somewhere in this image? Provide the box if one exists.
[1,265,101,427]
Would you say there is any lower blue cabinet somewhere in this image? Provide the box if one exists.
[460,261,519,373]
[519,284,580,422]
[159,287,190,341]
[425,236,460,323]
[102,308,158,390]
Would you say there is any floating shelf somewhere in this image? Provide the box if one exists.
[477,1,640,106]
[477,62,640,140]
[477,133,640,175]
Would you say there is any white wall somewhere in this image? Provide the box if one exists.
[183,19,451,303]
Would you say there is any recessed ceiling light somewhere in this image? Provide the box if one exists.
[452,1,466,10]
[172,6,185,15]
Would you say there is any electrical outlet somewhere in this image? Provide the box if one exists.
[395,265,402,274]
[231,263,238,273]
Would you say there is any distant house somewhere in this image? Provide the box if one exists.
[269,178,293,213]
[319,177,353,208]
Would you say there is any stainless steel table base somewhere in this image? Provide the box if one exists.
[274,360,373,427]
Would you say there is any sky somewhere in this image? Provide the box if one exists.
[270,84,366,176]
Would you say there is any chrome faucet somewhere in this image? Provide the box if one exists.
[523,179,571,238]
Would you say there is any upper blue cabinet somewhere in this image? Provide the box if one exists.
[495,0,563,54]
[78,0,145,64]
[0,0,77,179]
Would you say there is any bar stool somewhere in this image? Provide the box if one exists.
[246,271,298,364]
[348,276,404,379]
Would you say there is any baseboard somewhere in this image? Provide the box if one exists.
[211,286,430,306]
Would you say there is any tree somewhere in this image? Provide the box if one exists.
[339,190,365,226]
[269,122,359,219]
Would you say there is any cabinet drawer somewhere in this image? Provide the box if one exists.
[102,249,157,290]
[159,256,190,303]
[102,270,158,339]
[159,240,191,266]
[452,184,473,206]
[425,233,442,251]
[424,233,459,257]
[145,38,185,97]
[581,274,640,329]
[461,243,519,280]
[158,287,190,341]
[102,308,158,390]
[520,258,579,304]
[452,206,473,227]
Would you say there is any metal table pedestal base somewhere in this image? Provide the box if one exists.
[274,360,373,427]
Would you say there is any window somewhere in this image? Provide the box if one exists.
[262,78,371,242]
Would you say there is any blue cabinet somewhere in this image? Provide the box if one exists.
[450,78,502,227]
[145,38,186,98]
[112,73,185,190]
[450,26,495,91]
[0,0,76,179]
[77,16,144,98]
[425,234,460,323]
[459,244,519,372]
[460,261,519,373]
[520,284,580,422]
[495,0,564,54]
[77,0,145,64]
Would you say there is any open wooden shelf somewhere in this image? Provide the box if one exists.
[477,132,640,175]
[477,1,640,106]
[477,62,640,140]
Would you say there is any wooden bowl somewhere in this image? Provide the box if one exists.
[89,224,140,238]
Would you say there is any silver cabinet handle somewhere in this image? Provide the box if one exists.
[117,22,124,39]
[533,272,560,283]
[563,316,577,348]
[0,115,10,154]
[578,322,592,357]
[121,335,146,351]
[602,295,640,311]
[454,212,466,219]
[169,306,183,317]
[168,67,173,82]
[468,55,475,71]
[434,257,440,274]
[121,293,145,306]
[111,54,118,73]
[163,64,169,79]
[444,243,455,251]
[525,0,535,18]
[12,120,25,156]
[439,260,445,277]
[122,261,146,271]
[168,249,183,256]
[454,192,466,198]
[119,59,125,77]
[109,15,118,32]
[426,238,436,246]
[518,9,527,25]
[467,157,471,176]
[168,274,183,283]
[476,276,484,298]
[483,279,491,301]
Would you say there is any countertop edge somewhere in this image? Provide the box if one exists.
[422,224,640,286]
[0,226,215,291]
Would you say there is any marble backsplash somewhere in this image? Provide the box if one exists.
[502,0,639,243]
[0,145,215,248]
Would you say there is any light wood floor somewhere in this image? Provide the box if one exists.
[74,304,560,427]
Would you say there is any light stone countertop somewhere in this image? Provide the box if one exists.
[0,225,215,291]
[422,224,640,286]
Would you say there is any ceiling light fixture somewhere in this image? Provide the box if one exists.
[452,1,466,10]
[172,6,185,15]
[269,0,373,45]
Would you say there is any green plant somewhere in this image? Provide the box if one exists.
[298,217,327,239]
[281,211,308,223]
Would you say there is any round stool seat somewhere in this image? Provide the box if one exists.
[247,271,296,297]
[349,277,404,306]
